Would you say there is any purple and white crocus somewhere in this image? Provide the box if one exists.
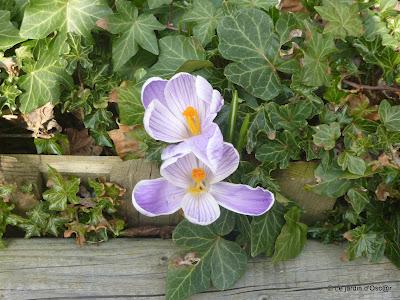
[132,143,275,225]
[142,72,224,171]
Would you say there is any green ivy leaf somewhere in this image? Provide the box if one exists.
[301,32,336,86]
[34,134,69,155]
[308,163,353,198]
[168,220,247,299]
[272,206,307,262]
[347,225,385,262]
[385,240,400,268]
[183,0,223,46]
[20,0,112,39]
[337,151,366,176]
[42,167,80,211]
[269,101,313,132]
[250,203,285,257]
[379,100,400,132]
[210,208,235,236]
[107,0,164,70]
[347,188,369,215]
[117,82,143,125]
[0,10,25,50]
[65,33,93,75]
[229,0,278,11]
[19,34,73,113]
[218,9,283,100]
[246,104,275,153]
[148,0,172,9]
[255,131,300,169]
[315,0,363,39]
[148,35,209,78]
[312,122,341,150]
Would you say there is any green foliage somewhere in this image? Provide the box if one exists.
[167,220,247,300]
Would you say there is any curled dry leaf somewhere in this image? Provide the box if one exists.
[108,124,143,159]
[173,252,201,267]
[65,128,103,155]
[23,103,61,138]
[0,57,18,76]
[279,0,305,12]
[375,183,390,201]
[96,18,108,31]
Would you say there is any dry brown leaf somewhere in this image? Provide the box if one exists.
[23,103,61,138]
[65,128,103,155]
[96,18,108,31]
[375,183,390,201]
[108,124,143,159]
[280,0,305,12]
[0,57,19,76]
[173,252,201,267]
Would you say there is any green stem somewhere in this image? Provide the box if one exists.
[227,90,239,143]
[236,113,250,154]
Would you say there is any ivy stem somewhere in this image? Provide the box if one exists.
[342,79,400,93]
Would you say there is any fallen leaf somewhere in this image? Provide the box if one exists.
[375,183,390,201]
[108,124,143,159]
[96,18,108,31]
[65,128,103,155]
[280,0,305,12]
[0,56,18,76]
[23,103,61,138]
[173,252,201,267]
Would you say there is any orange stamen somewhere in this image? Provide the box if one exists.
[188,168,206,194]
[182,106,201,136]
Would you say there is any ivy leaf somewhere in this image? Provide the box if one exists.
[230,0,278,11]
[183,0,223,46]
[19,34,73,113]
[148,35,209,78]
[312,122,341,150]
[250,203,285,257]
[0,10,25,50]
[255,130,300,169]
[269,101,313,132]
[246,104,275,153]
[385,240,400,268]
[168,220,247,299]
[65,33,93,75]
[347,225,385,262]
[379,100,400,132]
[315,0,363,39]
[218,9,283,101]
[20,0,112,39]
[34,134,69,155]
[210,208,235,236]
[337,151,366,176]
[301,32,336,86]
[42,167,80,211]
[116,82,143,125]
[148,0,172,9]
[347,188,369,215]
[272,206,307,262]
[107,0,165,70]
[308,163,353,198]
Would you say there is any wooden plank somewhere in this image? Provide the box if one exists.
[0,238,398,300]
[0,155,179,226]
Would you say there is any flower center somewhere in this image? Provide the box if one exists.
[188,168,206,194]
[182,106,201,136]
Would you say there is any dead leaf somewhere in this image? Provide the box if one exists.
[0,57,18,76]
[280,0,305,12]
[109,89,118,103]
[65,128,103,155]
[173,252,201,267]
[343,231,353,242]
[23,103,61,138]
[108,124,143,159]
[96,18,108,31]
[375,183,390,201]
[121,225,175,238]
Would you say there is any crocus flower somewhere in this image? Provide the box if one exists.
[132,143,275,225]
[142,72,224,171]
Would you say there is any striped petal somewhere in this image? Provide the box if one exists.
[141,77,168,108]
[132,178,185,217]
[210,182,275,216]
[144,100,189,143]
[209,142,239,184]
[181,192,220,225]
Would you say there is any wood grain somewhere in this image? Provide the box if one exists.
[0,155,179,226]
[0,238,398,300]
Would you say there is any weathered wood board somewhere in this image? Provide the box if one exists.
[0,238,398,300]
[0,154,181,226]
